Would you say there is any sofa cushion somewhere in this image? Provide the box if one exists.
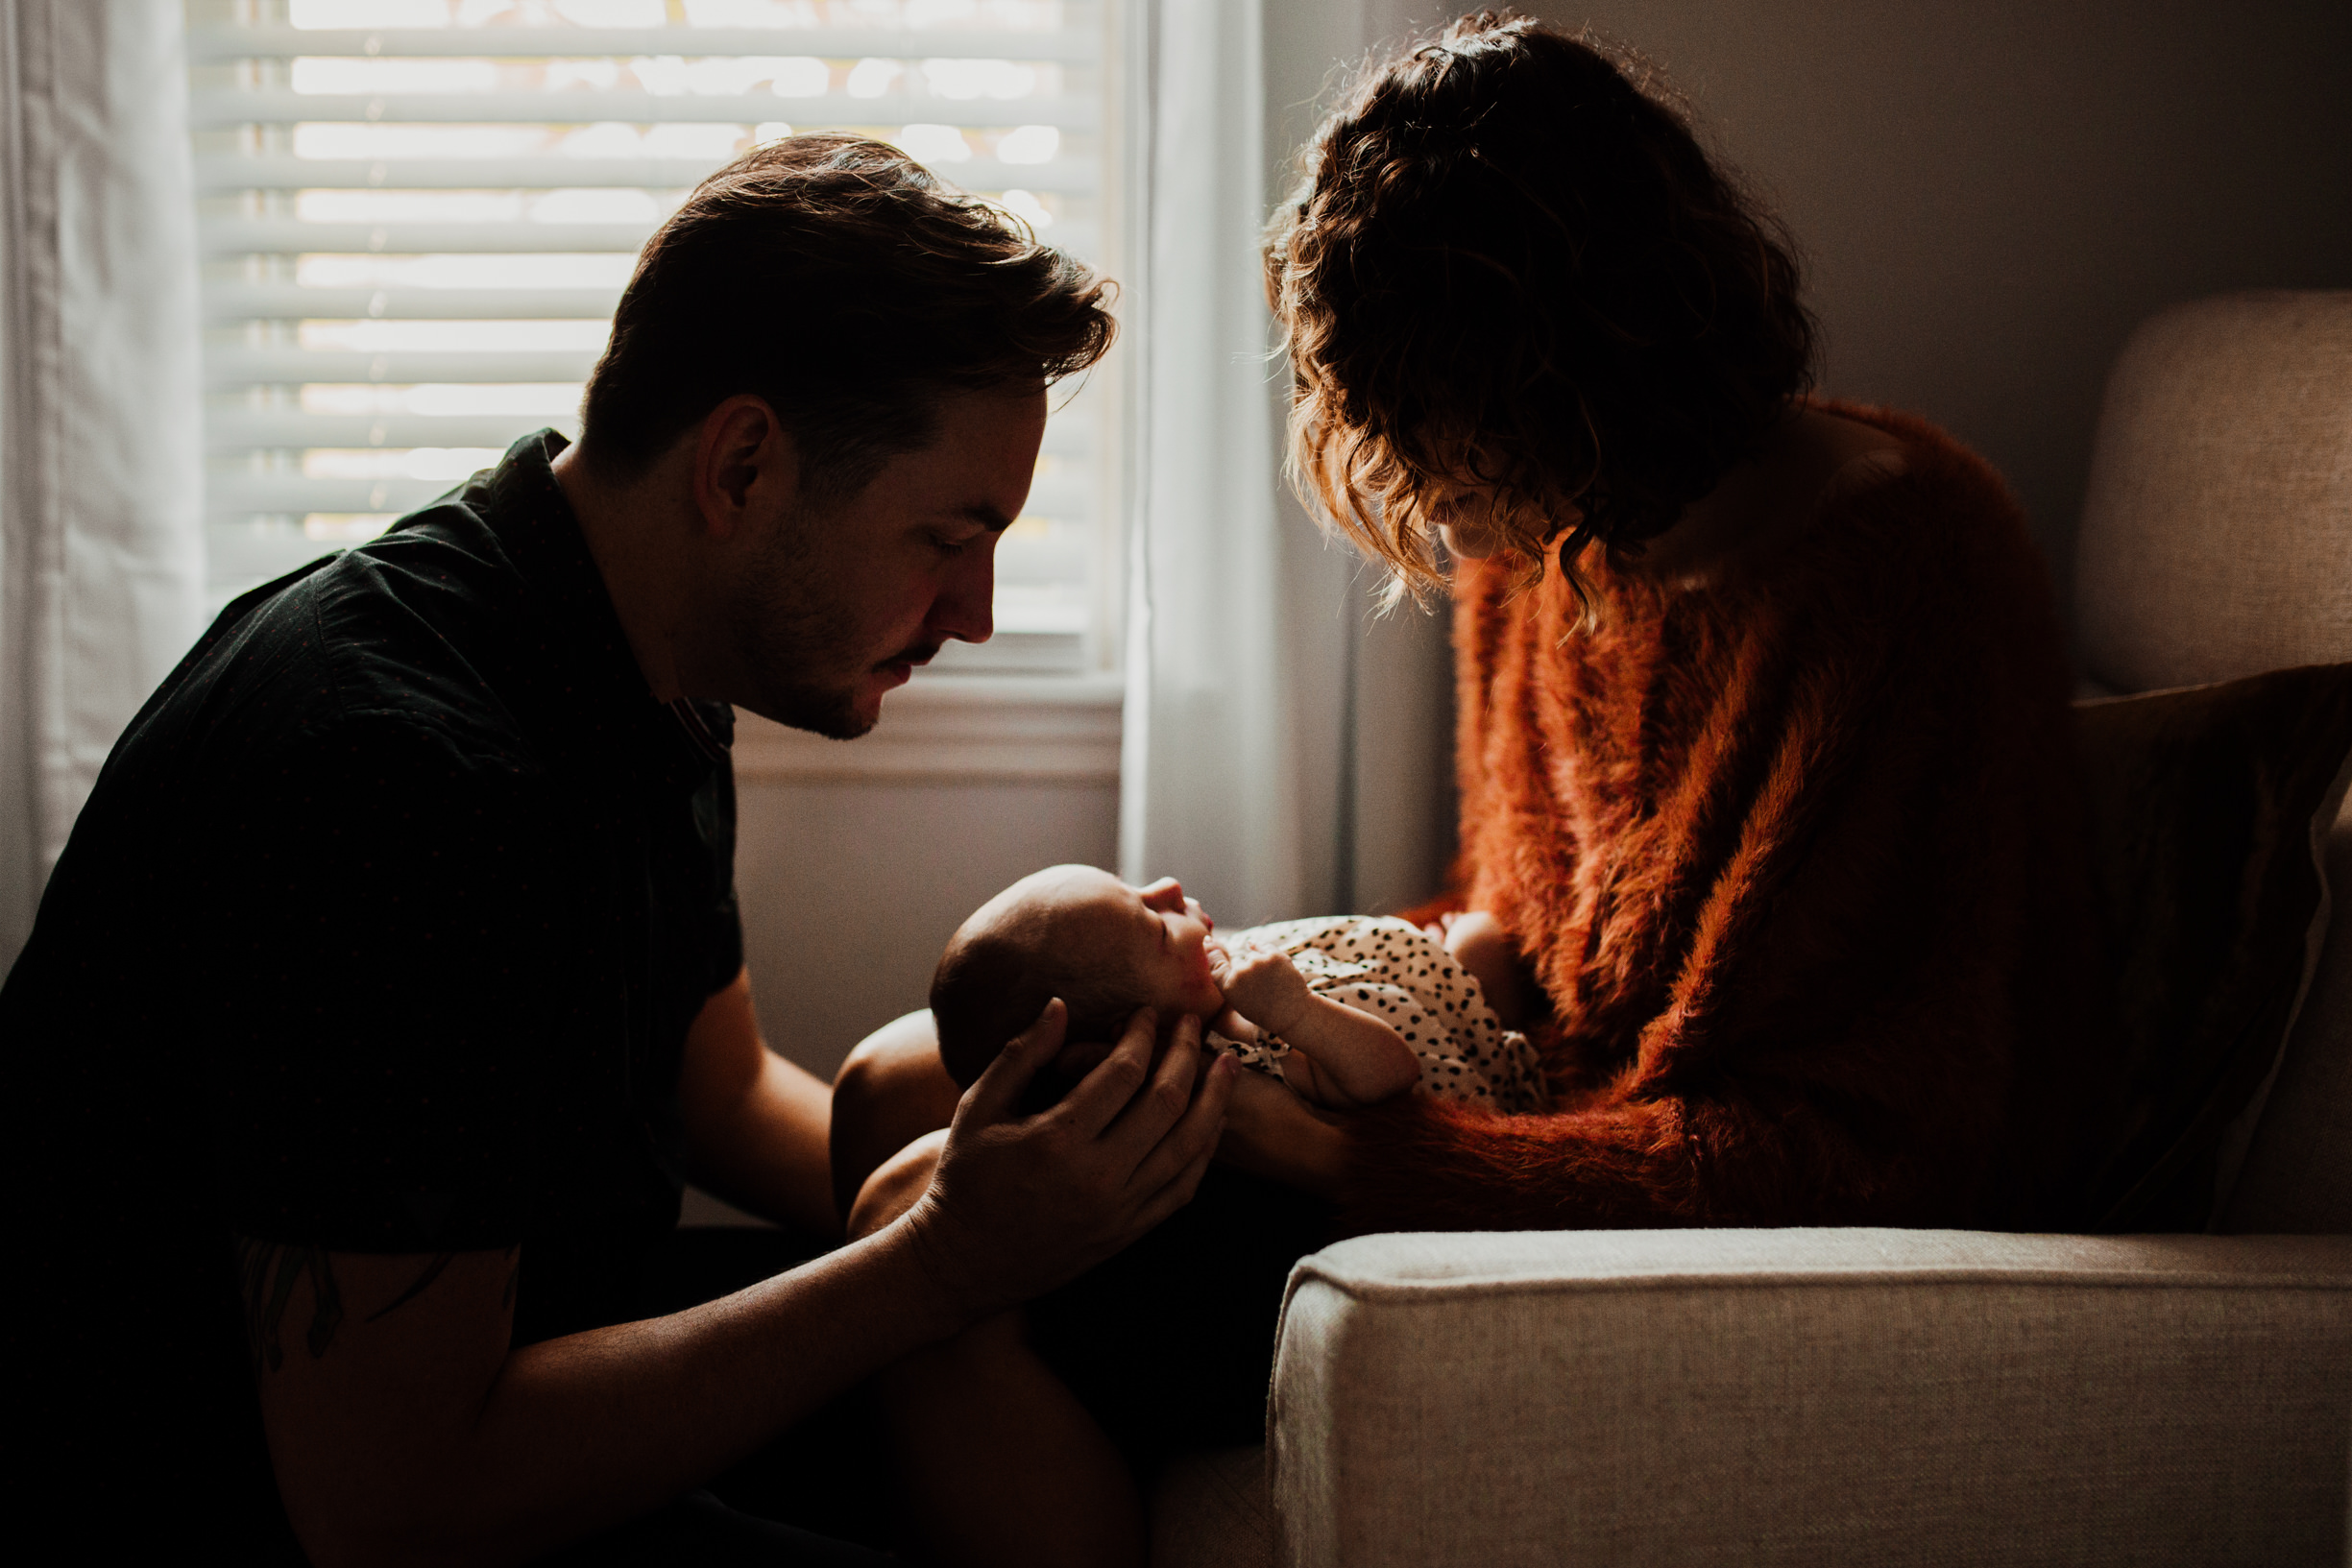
[1151,1445,1276,1568]
[2073,290,2352,693]
[1270,1229,2352,1568]
[2073,663,2352,1229]
[2225,787,2352,1234]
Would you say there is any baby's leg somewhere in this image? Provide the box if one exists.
[878,1309,1144,1568]
[849,1135,1145,1568]
[1443,910,1541,1026]
[830,1009,962,1226]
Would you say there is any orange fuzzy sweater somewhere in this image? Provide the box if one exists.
[1342,404,2114,1235]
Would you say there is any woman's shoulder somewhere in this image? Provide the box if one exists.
[1805,398,2026,532]
[1458,398,2061,693]
[1758,402,2072,712]
[1578,399,2068,722]
[1608,402,2006,595]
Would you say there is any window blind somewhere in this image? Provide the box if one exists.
[187,0,1116,676]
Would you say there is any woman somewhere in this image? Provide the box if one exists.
[832,12,2112,1564]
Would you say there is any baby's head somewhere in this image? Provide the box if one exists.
[931,864,1222,1088]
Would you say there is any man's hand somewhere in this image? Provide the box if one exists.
[242,995,1233,1568]
[1208,937,1313,1037]
[896,1000,1237,1319]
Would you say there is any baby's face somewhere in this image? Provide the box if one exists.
[1018,865,1224,1019]
[1119,874,1225,1016]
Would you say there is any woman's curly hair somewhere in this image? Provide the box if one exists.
[1265,12,1816,606]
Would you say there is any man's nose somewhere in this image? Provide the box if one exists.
[934,540,996,645]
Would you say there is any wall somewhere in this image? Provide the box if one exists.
[737,772,1118,1079]
[1266,0,1465,924]
[729,684,1124,1080]
[1520,0,2352,608]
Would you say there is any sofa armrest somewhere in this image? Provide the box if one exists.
[1269,1229,2352,1568]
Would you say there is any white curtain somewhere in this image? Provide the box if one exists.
[1120,0,1455,927]
[0,0,205,971]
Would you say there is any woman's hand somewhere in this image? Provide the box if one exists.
[1213,1069,1349,1201]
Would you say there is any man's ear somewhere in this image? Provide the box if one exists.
[690,395,797,540]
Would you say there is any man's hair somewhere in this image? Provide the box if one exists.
[1264,11,1817,607]
[579,133,1116,505]
[931,916,1140,1090]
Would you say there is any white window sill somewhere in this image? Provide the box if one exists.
[731,673,1123,784]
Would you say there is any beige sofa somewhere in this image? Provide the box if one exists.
[1152,291,2352,1568]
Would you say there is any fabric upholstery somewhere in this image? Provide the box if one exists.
[1151,1446,1276,1568]
[2074,290,2352,694]
[2072,666,2352,1227]
[2069,288,2352,1234]
[2226,792,2352,1233]
[1269,1229,2352,1568]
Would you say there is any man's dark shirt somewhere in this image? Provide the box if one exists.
[3,431,742,1555]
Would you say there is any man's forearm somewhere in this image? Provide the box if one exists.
[682,1045,841,1235]
[270,1001,1231,1568]
[674,969,841,1236]
[478,1224,950,1555]
[282,1220,963,1568]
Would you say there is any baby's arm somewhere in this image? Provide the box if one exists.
[1211,943,1420,1107]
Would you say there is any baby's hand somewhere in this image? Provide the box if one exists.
[1209,941,1313,1038]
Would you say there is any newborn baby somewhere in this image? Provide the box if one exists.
[931,865,1546,1113]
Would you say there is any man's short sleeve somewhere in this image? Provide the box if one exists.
[201,716,573,1253]
[688,753,745,1002]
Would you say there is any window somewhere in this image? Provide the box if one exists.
[186,0,1120,678]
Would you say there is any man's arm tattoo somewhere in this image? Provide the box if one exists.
[363,1251,456,1324]
[233,1240,469,1374]
[234,1237,343,1375]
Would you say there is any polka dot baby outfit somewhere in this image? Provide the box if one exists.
[1206,915,1547,1112]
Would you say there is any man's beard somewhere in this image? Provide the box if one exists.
[732,515,934,740]
[748,635,875,740]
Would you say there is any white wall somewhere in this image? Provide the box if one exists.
[738,772,1119,1079]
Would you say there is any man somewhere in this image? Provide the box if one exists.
[4,135,1235,1563]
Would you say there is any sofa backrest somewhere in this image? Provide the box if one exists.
[2072,289,2352,1233]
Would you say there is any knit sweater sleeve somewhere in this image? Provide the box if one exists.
[1337,408,2111,1237]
